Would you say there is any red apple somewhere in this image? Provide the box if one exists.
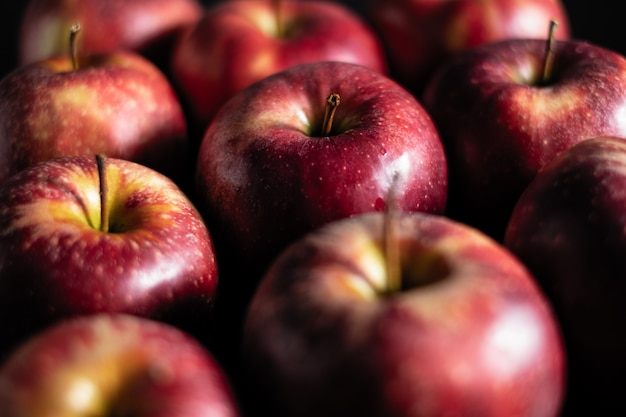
[0,313,240,417]
[194,60,447,278]
[422,35,626,241]
[18,0,203,70]
[0,155,218,357]
[0,31,190,189]
[242,211,565,417]
[504,136,626,416]
[367,0,571,95]
[170,0,388,135]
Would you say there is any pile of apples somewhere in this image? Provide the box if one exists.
[0,0,624,416]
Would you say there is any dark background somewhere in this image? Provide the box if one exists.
[0,1,621,80]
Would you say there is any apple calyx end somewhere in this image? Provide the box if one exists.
[321,93,341,137]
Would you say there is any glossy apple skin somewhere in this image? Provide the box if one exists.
[0,156,218,357]
[18,0,202,69]
[0,314,240,417]
[367,0,570,95]
[195,61,447,277]
[504,137,626,416]
[242,211,565,417]
[0,51,190,189]
[422,39,626,241]
[171,0,388,133]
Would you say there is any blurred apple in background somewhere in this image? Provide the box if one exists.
[242,211,565,417]
[0,314,240,417]
[366,0,571,95]
[0,155,218,358]
[170,0,388,141]
[3,1,624,82]
[195,60,447,279]
[0,27,190,189]
[422,34,626,241]
[504,136,626,417]
[18,0,203,72]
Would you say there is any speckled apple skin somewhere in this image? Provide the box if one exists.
[0,314,240,417]
[0,51,189,188]
[195,61,448,274]
[242,211,565,417]
[423,39,626,240]
[368,0,571,95]
[171,0,388,128]
[18,0,202,66]
[0,156,218,355]
[504,136,626,416]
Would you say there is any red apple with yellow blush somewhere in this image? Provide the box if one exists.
[422,27,626,239]
[242,211,566,417]
[0,314,240,417]
[0,24,190,188]
[0,155,218,357]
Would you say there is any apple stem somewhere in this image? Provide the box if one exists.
[321,93,341,137]
[273,0,284,37]
[96,154,109,233]
[541,20,559,84]
[69,22,81,71]
[383,172,402,294]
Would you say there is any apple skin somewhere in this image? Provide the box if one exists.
[241,211,565,417]
[0,156,218,358]
[18,0,203,71]
[503,136,626,416]
[195,61,448,278]
[0,50,190,189]
[422,38,626,241]
[170,0,388,134]
[0,313,240,417]
[367,0,570,95]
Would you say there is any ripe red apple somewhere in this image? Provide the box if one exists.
[367,0,571,95]
[0,30,190,188]
[242,211,565,417]
[0,313,240,417]
[422,34,626,240]
[195,61,447,278]
[504,136,626,417]
[0,155,218,357]
[170,0,388,135]
[18,0,203,70]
